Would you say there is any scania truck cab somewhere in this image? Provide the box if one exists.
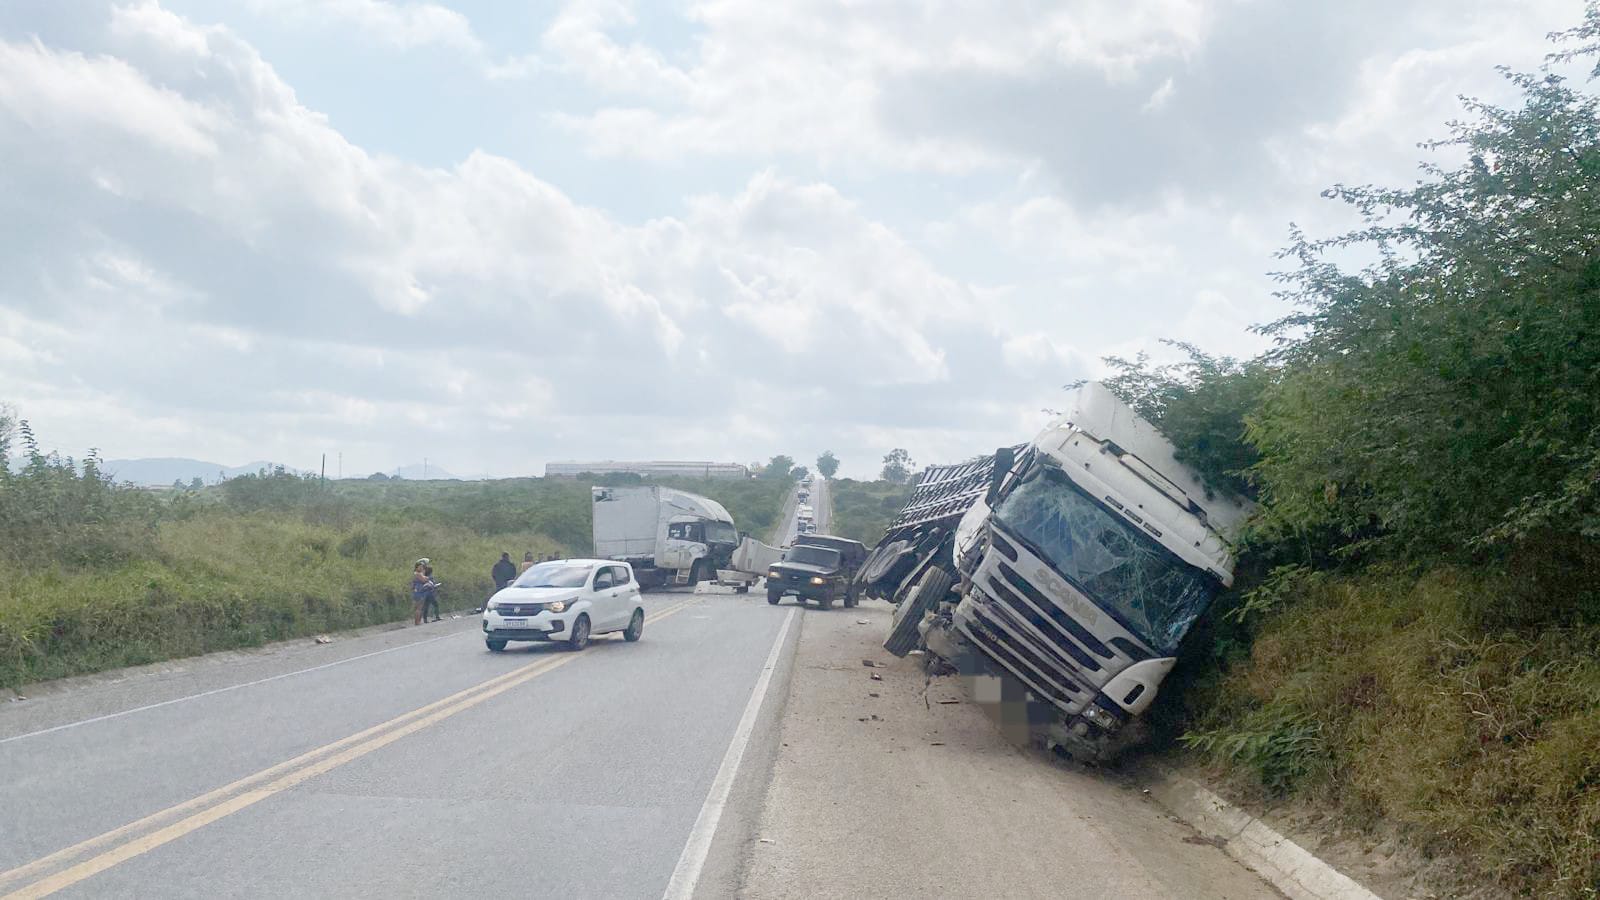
[858,383,1252,759]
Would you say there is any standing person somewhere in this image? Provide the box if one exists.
[422,563,441,622]
[411,561,431,626]
[492,552,516,590]
[520,551,536,573]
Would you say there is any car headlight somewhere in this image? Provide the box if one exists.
[768,570,781,579]
[485,600,501,611]
[547,600,567,613]
[809,576,826,585]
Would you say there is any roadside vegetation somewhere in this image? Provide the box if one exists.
[828,479,914,544]
[1117,15,1600,896]
[0,434,791,688]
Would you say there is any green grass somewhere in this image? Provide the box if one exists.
[827,479,914,544]
[1171,566,1600,898]
[0,471,789,689]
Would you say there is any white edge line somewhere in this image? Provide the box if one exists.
[0,628,472,746]
[662,607,797,900]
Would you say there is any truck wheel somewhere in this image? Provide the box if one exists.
[767,590,782,605]
[843,585,860,608]
[686,561,704,586]
[817,592,834,610]
[884,567,952,657]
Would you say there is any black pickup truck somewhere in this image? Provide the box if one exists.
[765,534,869,609]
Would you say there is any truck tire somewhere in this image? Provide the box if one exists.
[817,591,834,610]
[767,589,782,605]
[884,567,952,657]
[860,539,911,586]
[843,584,859,608]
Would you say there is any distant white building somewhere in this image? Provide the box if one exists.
[544,460,750,480]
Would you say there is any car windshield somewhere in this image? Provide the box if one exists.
[993,468,1218,654]
[514,563,594,589]
[784,546,840,567]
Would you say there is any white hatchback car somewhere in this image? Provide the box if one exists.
[482,559,645,652]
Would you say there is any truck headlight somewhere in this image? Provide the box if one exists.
[768,570,781,579]
[809,576,826,585]
[1082,703,1119,732]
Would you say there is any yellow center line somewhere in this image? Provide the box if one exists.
[1,598,698,899]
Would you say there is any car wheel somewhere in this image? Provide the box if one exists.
[884,567,953,657]
[767,590,781,605]
[566,615,591,651]
[623,609,644,642]
[486,639,507,652]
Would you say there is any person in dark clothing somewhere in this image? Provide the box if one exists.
[492,552,516,590]
[422,563,441,622]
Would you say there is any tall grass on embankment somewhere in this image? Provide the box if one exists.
[1164,563,1600,897]
[0,509,562,687]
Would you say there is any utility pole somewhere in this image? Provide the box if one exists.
[337,452,342,480]
[423,457,428,479]
[320,453,326,485]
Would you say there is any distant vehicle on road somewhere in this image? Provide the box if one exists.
[767,534,868,609]
[592,485,740,588]
[482,559,645,652]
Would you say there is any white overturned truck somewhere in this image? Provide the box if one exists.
[857,383,1252,760]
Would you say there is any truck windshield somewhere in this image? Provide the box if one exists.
[706,521,738,544]
[993,468,1217,654]
[784,546,840,568]
[515,563,594,589]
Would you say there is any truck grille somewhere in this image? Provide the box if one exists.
[995,561,1115,664]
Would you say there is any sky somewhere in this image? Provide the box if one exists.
[0,0,1588,480]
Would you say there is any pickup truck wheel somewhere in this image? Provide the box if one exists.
[566,614,591,651]
[485,639,507,652]
[817,592,834,610]
[843,585,860,608]
[884,567,953,657]
[767,590,782,605]
[622,609,644,642]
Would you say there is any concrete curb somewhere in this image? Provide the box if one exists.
[1140,764,1383,900]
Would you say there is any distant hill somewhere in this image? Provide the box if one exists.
[393,462,459,480]
[100,458,303,486]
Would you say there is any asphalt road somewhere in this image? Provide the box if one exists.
[0,591,797,899]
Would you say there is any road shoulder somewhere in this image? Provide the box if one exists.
[736,600,1284,900]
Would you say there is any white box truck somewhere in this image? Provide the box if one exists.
[591,486,741,588]
[855,382,1253,761]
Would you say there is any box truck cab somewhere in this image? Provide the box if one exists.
[592,486,740,588]
[858,383,1252,760]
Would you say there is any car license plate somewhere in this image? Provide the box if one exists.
[501,618,529,628]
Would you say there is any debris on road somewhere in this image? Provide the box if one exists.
[313,635,332,644]
[856,619,869,624]
[869,692,880,698]
[929,741,945,746]
[861,659,881,668]
[870,672,883,681]
[936,698,960,705]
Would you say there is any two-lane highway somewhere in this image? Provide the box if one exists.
[0,592,796,899]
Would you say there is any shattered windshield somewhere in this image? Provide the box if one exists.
[993,468,1217,654]
[707,521,738,544]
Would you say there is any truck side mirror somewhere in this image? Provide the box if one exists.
[985,446,1015,506]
